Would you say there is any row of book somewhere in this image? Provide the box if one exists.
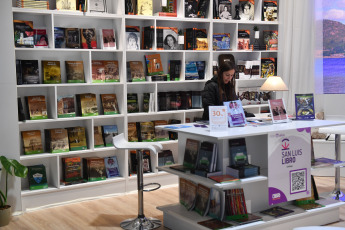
[127,93,154,113]
[158,91,202,111]
[16,0,87,11]
[127,120,176,142]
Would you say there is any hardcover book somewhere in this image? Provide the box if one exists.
[26,95,48,120]
[213,33,231,50]
[153,120,169,141]
[295,93,315,120]
[67,126,87,151]
[185,62,199,80]
[92,60,106,83]
[104,156,120,178]
[57,95,76,118]
[158,150,175,167]
[268,99,288,123]
[140,121,155,142]
[223,100,246,127]
[83,157,107,181]
[126,26,140,50]
[263,30,278,50]
[62,157,83,183]
[65,28,80,48]
[229,138,248,167]
[56,0,77,11]
[27,164,48,190]
[54,27,66,48]
[94,126,105,148]
[261,58,277,78]
[170,138,200,172]
[142,26,154,50]
[238,30,250,50]
[45,128,69,153]
[65,61,85,83]
[76,93,98,116]
[145,54,164,75]
[128,122,138,142]
[239,0,254,21]
[80,28,97,49]
[218,0,232,20]
[34,29,48,48]
[194,184,211,216]
[262,0,278,21]
[208,188,225,220]
[18,97,26,121]
[185,0,198,18]
[195,141,217,173]
[195,29,208,50]
[21,130,44,155]
[127,93,139,113]
[127,61,145,82]
[183,179,198,210]
[104,60,120,82]
[102,125,118,147]
[20,60,39,84]
[137,0,153,15]
[42,60,61,84]
[169,60,181,81]
[13,20,34,48]
[101,29,116,49]
[101,94,120,115]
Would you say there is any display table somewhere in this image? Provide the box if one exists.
[157,120,345,230]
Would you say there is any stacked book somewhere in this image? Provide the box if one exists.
[16,0,50,9]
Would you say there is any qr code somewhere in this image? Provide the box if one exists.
[290,169,307,193]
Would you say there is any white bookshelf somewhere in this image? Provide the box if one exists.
[4,0,279,211]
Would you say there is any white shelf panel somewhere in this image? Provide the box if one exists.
[128,172,158,180]
[20,153,58,160]
[59,177,126,191]
[21,186,58,197]
[18,83,124,88]
[156,80,207,84]
[15,48,90,52]
[212,19,279,25]
[127,81,156,85]
[126,49,183,53]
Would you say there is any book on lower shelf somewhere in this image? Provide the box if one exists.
[83,157,107,181]
[179,177,198,210]
[65,61,85,83]
[208,188,225,220]
[194,183,211,216]
[170,138,200,173]
[27,164,48,190]
[158,150,175,167]
[57,95,76,118]
[94,126,105,148]
[224,188,247,221]
[21,130,44,155]
[127,61,145,82]
[44,128,69,153]
[25,95,48,120]
[312,157,345,168]
[102,125,118,147]
[104,156,121,178]
[197,218,233,229]
[62,157,84,185]
[66,126,87,151]
[259,206,294,218]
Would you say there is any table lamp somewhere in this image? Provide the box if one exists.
[260,76,288,100]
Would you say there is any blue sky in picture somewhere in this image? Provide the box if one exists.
[322,0,345,24]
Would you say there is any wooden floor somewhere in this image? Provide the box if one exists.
[3,177,345,230]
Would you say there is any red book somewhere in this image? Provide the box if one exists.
[208,174,240,183]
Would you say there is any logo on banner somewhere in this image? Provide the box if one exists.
[282,138,290,150]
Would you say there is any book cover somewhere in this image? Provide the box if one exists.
[67,126,87,151]
[163,27,180,50]
[45,128,69,153]
[195,141,217,173]
[158,150,175,167]
[125,0,137,15]
[185,61,199,80]
[137,0,153,15]
[65,61,85,83]
[34,29,48,48]
[179,177,187,206]
[169,60,181,81]
[183,179,198,210]
[196,61,206,79]
[27,164,48,190]
[21,130,44,155]
[142,26,154,50]
[195,29,208,50]
[101,94,120,115]
[57,95,76,118]
[21,60,39,84]
[143,93,150,112]
[213,33,231,50]
[102,125,118,147]
[184,138,200,169]
[126,26,140,50]
[223,100,246,127]
[62,157,82,183]
[127,93,139,113]
[295,93,315,120]
[192,91,202,109]
[145,54,164,75]
[218,0,232,20]
[239,0,254,21]
[104,156,120,178]
[208,188,225,220]
[228,138,248,167]
[185,0,198,18]
[140,121,155,142]
[197,219,232,229]
[92,60,106,83]
[225,188,247,219]
[197,0,209,18]
[260,206,294,218]
[127,61,145,82]
[77,93,98,116]
[194,184,211,216]
[262,1,278,21]
[17,97,26,121]
[94,126,105,148]
[232,213,263,225]
[84,158,107,181]
[261,58,277,78]
[80,28,97,49]
[56,0,77,10]
[26,95,48,120]
[208,174,239,183]
[128,122,138,142]
[238,30,250,50]
[268,99,288,123]
[101,29,116,49]
[130,150,152,174]
[54,27,66,48]
[263,30,278,50]
[42,60,61,84]
[153,120,169,141]
[13,20,34,48]
[65,28,80,48]
[104,60,120,82]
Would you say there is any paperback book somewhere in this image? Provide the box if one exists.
[194,184,211,216]
[139,122,155,142]
[262,0,278,21]
[21,130,44,155]
[102,125,118,147]
[128,122,138,142]
[126,26,140,50]
[45,128,69,153]
[261,58,277,78]
[54,27,66,48]
[67,126,87,151]
[104,60,120,82]
[218,0,232,20]
[94,126,105,148]
[224,188,248,220]
[27,164,48,190]
[57,95,76,118]
[42,60,61,84]
[213,33,231,50]
[195,141,217,174]
[76,93,98,116]
[137,0,153,15]
[62,157,83,184]
[56,0,77,11]
[83,157,107,181]
[260,206,294,218]
[268,99,289,123]
[169,60,181,81]
[13,20,34,48]
[223,100,246,127]
[101,29,116,49]
[238,30,250,50]
[153,120,169,141]
[208,188,225,220]
[127,93,139,113]
[92,60,106,83]
[239,0,254,21]
[197,219,232,229]
[80,28,97,49]
[101,94,120,115]
[104,156,120,178]
[170,138,200,173]
[26,95,48,120]
[145,54,164,75]
[20,60,39,84]
[295,93,315,120]
[65,28,80,48]
[127,61,145,82]
[34,29,48,48]
[263,30,278,50]
[158,150,175,167]
[65,61,85,83]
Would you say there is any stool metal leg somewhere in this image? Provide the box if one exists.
[330,134,345,201]
[120,150,162,230]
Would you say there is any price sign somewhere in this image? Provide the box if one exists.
[209,106,228,131]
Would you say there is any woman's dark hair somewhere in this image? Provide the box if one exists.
[163,34,177,46]
[217,61,236,102]
[242,3,251,10]
[128,32,138,42]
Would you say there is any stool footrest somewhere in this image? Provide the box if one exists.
[143,183,161,192]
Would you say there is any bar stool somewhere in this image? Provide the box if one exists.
[113,133,163,230]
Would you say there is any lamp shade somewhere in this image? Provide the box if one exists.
[260,76,288,91]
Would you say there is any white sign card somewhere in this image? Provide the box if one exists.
[268,128,311,205]
[209,106,228,131]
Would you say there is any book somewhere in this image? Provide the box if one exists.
[80,28,97,49]
[128,122,138,142]
[251,60,260,78]
[16,60,22,85]
[262,1,278,21]
[224,188,247,220]
[20,60,39,84]
[54,27,66,48]
[130,150,152,174]
[83,157,107,181]
[260,206,294,218]
[223,100,246,127]
[94,126,105,148]
[92,60,106,83]
[127,61,145,82]
[21,130,44,155]
[169,60,181,81]
[125,0,137,14]
[42,60,61,84]
[104,156,120,178]
[226,164,260,178]
[126,26,140,50]
[153,120,169,141]
[263,30,278,50]
[65,28,80,48]
[295,93,315,120]
[103,60,120,82]
[158,150,175,167]
[27,165,48,190]
[208,174,239,183]
[101,94,120,115]
[197,0,209,18]
[13,20,34,48]
[185,0,198,18]
[56,0,77,11]
[208,188,225,220]
[197,219,232,229]
[102,125,118,147]
[194,184,211,216]
[44,128,69,153]
[137,0,153,15]
[76,93,98,116]
[65,61,85,83]
[157,0,177,17]
[139,121,155,142]
[67,126,87,151]
[312,157,345,168]
[18,97,26,121]
[179,178,187,206]
[89,0,107,12]
[57,95,76,118]
[268,99,288,123]
[25,95,48,120]
[232,213,262,225]
[192,91,202,109]
[239,0,254,21]
[196,61,206,80]
[16,0,50,9]
[62,157,83,183]
[142,26,154,50]
[185,62,199,80]
[261,58,277,78]
[195,29,208,50]
[170,138,200,172]
[127,93,139,113]
[160,27,180,50]
[145,54,164,75]
[34,29,48,48]
[218,0,232,20]
[213,33,231,50]
[101,29,116,49]
[195,141,217,173]
[238,30,250,50]
[183,179,198,210]
[228,138,248,167]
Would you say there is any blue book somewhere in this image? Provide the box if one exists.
[213,33,231,50]
[104,156,120,178]
[185,61,199,80]
[223,100,246,127]
[295,94,315,120]
[102,125,118,147]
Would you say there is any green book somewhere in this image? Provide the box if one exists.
[27,165,48,190]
